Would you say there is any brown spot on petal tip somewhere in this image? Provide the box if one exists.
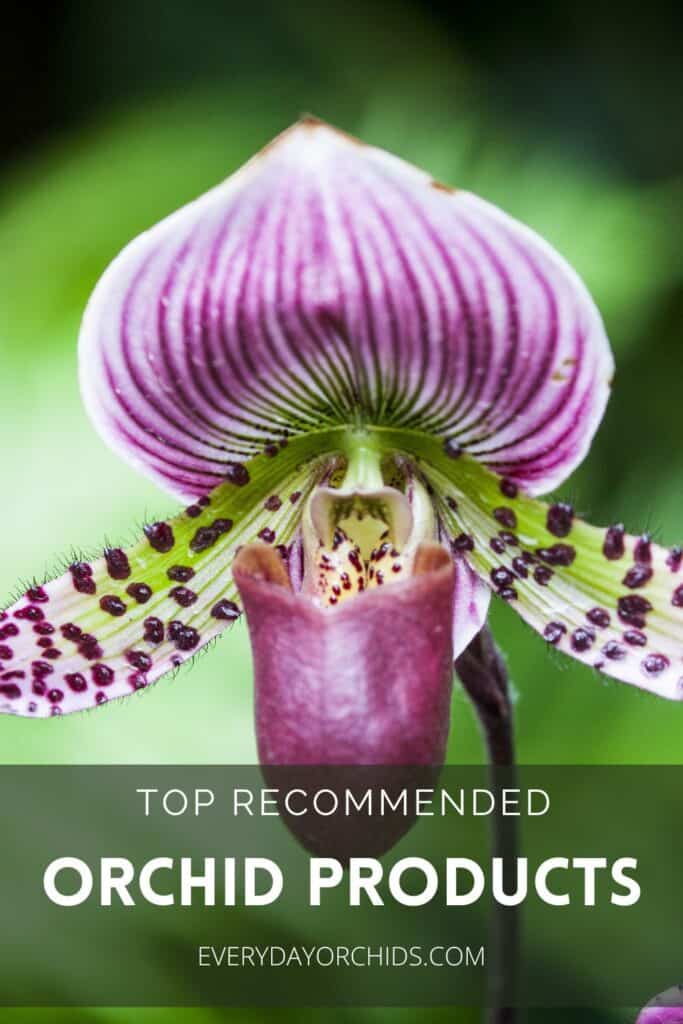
[412,543,453,577]
[431,179,456,194]
[233,543,292,590]
[298,112,326,128]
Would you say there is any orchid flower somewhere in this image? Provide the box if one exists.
[637,987,683,1023]
[2,117,682,766]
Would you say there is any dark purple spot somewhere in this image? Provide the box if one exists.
[225,462,250,487]
[14,604,44,622]
[128,672,147,690]
[546,502,574,538]
[634,534,652,563]
[37,637,54,649]
[672,584,683,608]
[642,653,669,676]
[533,566,553,586]
[587,607,611,629]
[47,688,64,704]
[126,582,152,604]
[544,622,566,645]
[490,537,506,555]
[499,587,518,602]
[512,557,529,579]
[289,491,302,504]
[32,660,53,678]
[79,634,103,661]
[617,594,652,628]
[211,518,233,535]
[211,600,240,621]
[452,533,475,553]
[100,595,127,617]
[70,561,93,580]
[69,562,96,594]
[92,664,114,686]
[143,618,164,644]
[32,680,47,696]
[264,443,279,458]
[603,641,627,661]
[0,645,13,660]
[624,629,647,647]
[499,531,519,547]
[170,586,197,608]
[666,546,682,572]
[74,578,96,596]
[258,528,276,544]
[1,670,24,681]
[491,567,515,589]
[622,565,653,589]
[264,495,282,512]
[446,496,458,512]
[190,526,217,552]
[42,648,62,660]
[126,650,152,671]
[493,507,517,529]
[571,627,595,653]
[104,548,131,581]
[500,479,518,499]
[61,623,82,641]
[603,524,625,561]
[185,504,202,518]
[34,623,55,635]
[0,624,19,640]
[26,586,48,603]
[167,565,195,583]
[537,544,576,567]
[0,684,21,700]
[65,673,87,693]
[144,522,175,553]
[169,622,200,652]
[50,707,62,717]
[95,692,108,705]
[443,438,463,459]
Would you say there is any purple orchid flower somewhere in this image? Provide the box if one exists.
[637,986,683,1023]
[1,117,682,764]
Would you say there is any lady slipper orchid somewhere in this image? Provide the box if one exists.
[2,117,682,765]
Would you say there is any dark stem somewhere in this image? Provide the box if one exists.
[455,624,519,1024]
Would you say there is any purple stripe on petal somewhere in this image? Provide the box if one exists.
[80,119,613,500]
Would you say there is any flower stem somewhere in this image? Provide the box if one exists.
[455,624,519,1024]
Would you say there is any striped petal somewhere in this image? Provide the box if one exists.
[0,437,333,717]
[387,431,683,700]
[80,118,612,501]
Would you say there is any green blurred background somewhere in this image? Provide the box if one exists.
[1,1,682,1021]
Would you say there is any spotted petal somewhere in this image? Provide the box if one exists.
[80,118,612,501]
[395,431,683,699]
[0,437,334,717]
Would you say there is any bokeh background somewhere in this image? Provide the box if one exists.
[1,1,682,1021]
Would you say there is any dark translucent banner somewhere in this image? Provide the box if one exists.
[0,765,680,1007]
